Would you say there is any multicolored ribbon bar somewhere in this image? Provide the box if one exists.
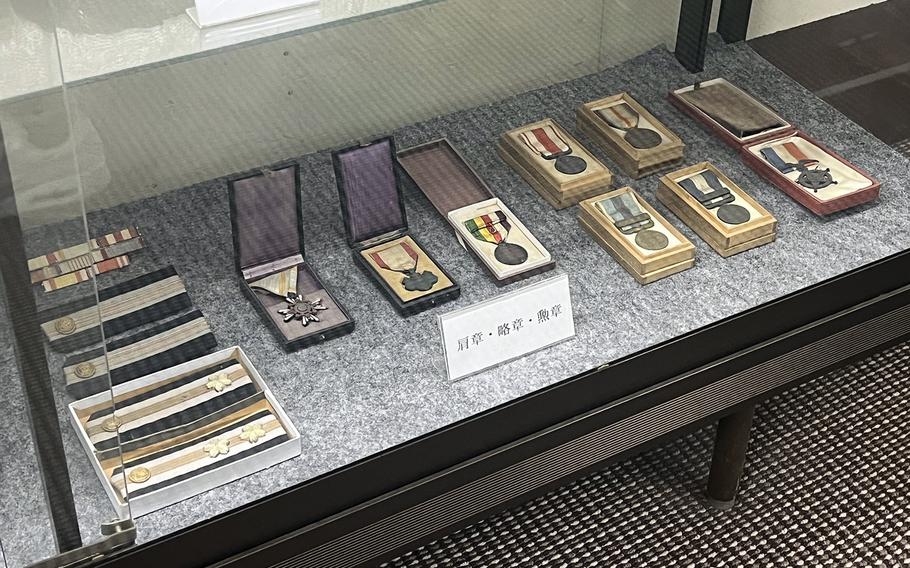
[464,211,511,246]
[42,256,131,292]
[28,227,142,272]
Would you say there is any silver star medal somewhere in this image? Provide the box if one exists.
[278,293,328,326]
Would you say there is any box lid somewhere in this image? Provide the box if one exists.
[228,163,304,272]
[332,137,408,245]
[397,138,495,215]
[669,78,793,145]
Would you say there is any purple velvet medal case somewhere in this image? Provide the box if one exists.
[229,163,354,350]
[332,137,460,317]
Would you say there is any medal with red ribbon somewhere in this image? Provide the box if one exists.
[519,125,588,175]
[369,241,439,292]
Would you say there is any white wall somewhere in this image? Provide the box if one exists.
[709,0,886,39]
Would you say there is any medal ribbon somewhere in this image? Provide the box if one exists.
[760,142,819,173]
[464,211,512,246]
[250,266,298,297]
[597,192,653,234]
[677,171,734,209]
[369,242,420,273]
[519,126,571,159]
[595,102,641,131]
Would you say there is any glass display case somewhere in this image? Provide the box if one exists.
[2,1,909,567]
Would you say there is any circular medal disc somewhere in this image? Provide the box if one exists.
[716,203,751,225]
[624,128,662,150]
[554,155,588,175]
[494,242,529,266]
[635,229,669,251]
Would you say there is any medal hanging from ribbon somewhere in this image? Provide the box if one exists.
[369,242,439,292]
[595,103,663,149]
[678,171,751,225]
[464,211,529,266]
[519,125,588,175]
[759,142,836,192]
[251,267,331,326]
[597,193,668,251]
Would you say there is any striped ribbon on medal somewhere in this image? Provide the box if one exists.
[677,171,733,208]
[464,211,511,246]
[250,266,298,297]
[369,242,420,273]
[760,142,819,173]
[595,102,641,131]
[596,192,653,234]
[519,126,571,159]
[28,227,142,273]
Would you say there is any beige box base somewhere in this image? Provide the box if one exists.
[577,187,695,284]
[577,93,685,180]
[497,119,612,209]
[658,162,778,257]
[579,215,694,284]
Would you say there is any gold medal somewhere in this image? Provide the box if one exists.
[74,362,96,379]
[54,317,77,335]
[102,415,122,433]
[128,467,151,484]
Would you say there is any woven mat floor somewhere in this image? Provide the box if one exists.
[386,341,910,567]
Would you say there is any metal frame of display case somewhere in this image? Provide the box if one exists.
[5,1,908,567]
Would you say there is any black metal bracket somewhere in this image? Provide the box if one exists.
[675,0,714,72]
[0,123,82,551]
[718,0,753,43]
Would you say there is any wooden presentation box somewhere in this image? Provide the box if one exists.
[496,118,612,209]
[578,187,695,285]
[658,162,777,257]
[670,78,880,215]
[741,132,880,216]
[229,163,354,350]
[333,137,460,316]
[577,92,685,179]
[397,138,555,286]
[68,346,301,518]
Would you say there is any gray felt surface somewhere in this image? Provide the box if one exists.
[2,37,909,567]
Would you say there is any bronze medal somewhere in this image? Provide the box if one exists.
[554,155,588,175]
[624,127,662,149]
[635,229,669,251]
[494,242,529,266]
[717,203,751,225]
[402,269,439,291]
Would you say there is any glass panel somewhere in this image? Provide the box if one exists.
[3,0,907,562]
[0,1,130,566]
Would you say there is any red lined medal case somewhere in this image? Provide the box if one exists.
[670,78,880,215]
[228,163,354,351]
[397,139,555,286]
[332,137,460,317]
